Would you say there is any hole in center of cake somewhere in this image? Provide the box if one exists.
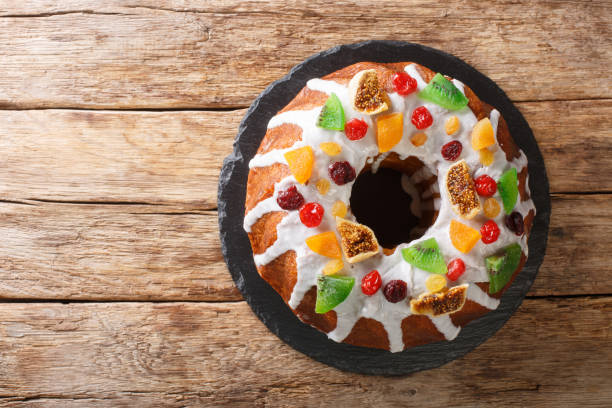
[350,165,436,249]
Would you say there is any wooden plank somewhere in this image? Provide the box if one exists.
[0,298,609,406]
[0,203,240,301]
[0,193,609,301]
[0,100,610,207]
[0,110,238,207]
[0,0,610,108]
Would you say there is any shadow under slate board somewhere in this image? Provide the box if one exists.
[218,41,551,375]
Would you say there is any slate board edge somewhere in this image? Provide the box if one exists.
[218,40,551,376]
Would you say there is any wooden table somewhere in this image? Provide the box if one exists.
[0,1,610,406]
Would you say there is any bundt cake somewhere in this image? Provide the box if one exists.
[243,62,535,352]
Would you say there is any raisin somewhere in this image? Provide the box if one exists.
[276,186,305,211]
[383,280,407,303]
[441,140,462,161]
[328,161,356,185]
[505,211,524,236]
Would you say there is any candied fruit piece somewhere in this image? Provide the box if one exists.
[315,179,330,195]
[393,72,418,96]
[411,106,433,130]
[323,259,344,276]
[481,220,501,244]
[445,160,481,219]
[305,231,342,259]
[401,238,448,274]
[332,201,347,218]
[445,116,460,135]
[450,219,481,254]
[475,175,497,197]
[410,284,468,316]
[505,211,525,236]
[361,270,382,295]
[471,118,496,150]
[377,112,404,153]
[319,141,342,156]
[486,243,522,294]
[336,217,379,263]
[418,73,469,110]
[345,118,368,141]
[276,185,304,210]
[284,146,314,184]
[316,275,355,314]
[383,280,407,303]
[348,69,390,115]
[446,258,466,281]
[483,197,501,218]
[328,161,356,185]
[426,274,447,293]
[441,140,462,161]
[317,93,345,131]
[299,202,324,228]
[498,168,519,214]
[411,132,427,147]
[479,148,495,166]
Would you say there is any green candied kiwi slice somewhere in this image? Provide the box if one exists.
[497,168,519,214]
[316,93,346,131]
[486,243,522,294]
[401,237,448,274]
[315,275,355,314]
[418,73,469,110]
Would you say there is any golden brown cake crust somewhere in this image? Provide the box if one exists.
[245,62,534,351]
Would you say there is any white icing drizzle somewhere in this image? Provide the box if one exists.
[245,64,535,352]
[431,314,461,340]
[466,283,501,309]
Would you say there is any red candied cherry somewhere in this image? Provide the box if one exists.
[276,185,305,210]
[441,140,462,161]
[361,270,382,296]
[328,161,356,185]
[383,279,407,303]
[411,106,433,130]
[474,175,497,197]
[299,202,324,228]
[446,258,466,281]
[480,220,501,244]
[392,72,418,96]
[344,118,369,141]
[505,211,525,236]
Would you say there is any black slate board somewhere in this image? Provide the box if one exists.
[218,41,551,375]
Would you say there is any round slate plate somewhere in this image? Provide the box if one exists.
[218,41,550,375]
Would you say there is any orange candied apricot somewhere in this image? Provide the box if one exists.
[471,118,495,150]
[376,112,404,153]
[284,146,314,184]
[305,231,342,259]
[449,220,481,254]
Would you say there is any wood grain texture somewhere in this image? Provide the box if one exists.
[0,298,609,406]
[0,0,610,109]
[0,99,610,208]
[0,194,608,300]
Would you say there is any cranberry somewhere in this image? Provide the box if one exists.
[276,185,304,210]
[361,270,382,296]
[411,106,433,130]
[441,140,462,161]
[383,280,407,303]
[344,118,368,141]
[505,211,524,236]
[447,258,466,281]
[328,161,356,185]
[392,72,418,96]
[481,220,501,244]
[299,202,324,228]
[475,175,497,197]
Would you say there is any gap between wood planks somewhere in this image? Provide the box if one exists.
[1,97,611,111]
